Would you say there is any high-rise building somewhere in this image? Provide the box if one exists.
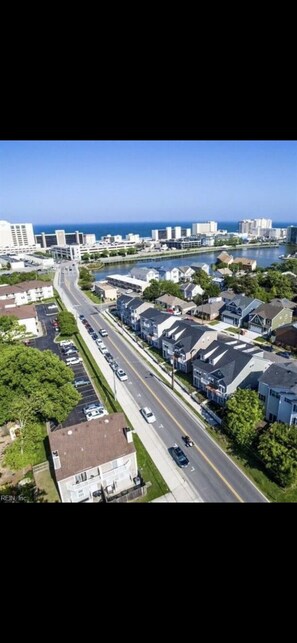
[287,226,297,244]
[0,220,37,254]
[35,229,84,248]
[238,219,272,235]
[191,221,217,235]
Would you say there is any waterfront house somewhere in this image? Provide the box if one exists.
[180,282,204,301]
[179,266,196,281]
[217,251,233,265]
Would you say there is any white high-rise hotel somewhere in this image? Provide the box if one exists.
[239,218,272,235]
[0,220,38,254]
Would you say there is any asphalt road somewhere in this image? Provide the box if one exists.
[58,264,268,503]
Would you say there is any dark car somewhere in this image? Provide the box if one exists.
[88,327,94,334]
[105,352,114,363]
[91,333,98,340]
[278,351,292,359]
[79,314,85,320]
[169,445,189,468]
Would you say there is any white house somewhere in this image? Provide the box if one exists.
[157,267,180,283]
[130,267,159,282]
[94,281,117,300]
[0,280,53,305]
[49,413,138,503]
[180,282,204,300]
[0,303,38,336]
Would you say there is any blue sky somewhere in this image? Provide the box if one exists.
[0,140,296,224]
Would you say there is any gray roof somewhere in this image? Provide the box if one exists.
[220,290,236,300]
[196,301,224,315]
[174,326,216,354]
[258,362,297,393]
[139,307,173,323]
[270,298,297,310]
[249,303,289,319]
[126,297,145,310]
[227,295,262,309]
[193,340,259,387]
[117,294,135,305]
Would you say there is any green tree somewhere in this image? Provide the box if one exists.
[143,279,162,301]
[258,422,297,487]
[57,311,78,336]
[0,315,28,344]
[4,421,45,470]
[225,389,264,447]
[0,344,81,426]
[82,253,90,262]
[192,268,211,290]
[127,247,137,255]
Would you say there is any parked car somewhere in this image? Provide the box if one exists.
[79,314,85,320]
[99,329,108,337]
[63,348,78,356]
[83,402,103,414]
[74,378,90,388]
[66,357,82,365]
[96,339,104,347]
[116,368,128,381]
[60,340,73,347]
[92,333,98,340]
[278,351,292,359]
[105,352,114,363]
[86,408,108,421]
[110,361,119,371]
[88,327,95,334]
[169,445,189,468]
[99,344,108,354]
[140,407,156,423]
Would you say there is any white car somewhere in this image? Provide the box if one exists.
[140,407,156,423]
[60,340,73,347]
[66,356,82,365]
[96,338,104,347]
[99,344,108,354]
[116,368,128,381]
[86,408,108,421]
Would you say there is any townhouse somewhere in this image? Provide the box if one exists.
[130,266,159,282]
[49,413,138,503]
[190,263,210,275]
[248,303,293,336]
[192,339,271,406]
[116,295,152,331]
[221,295,263,327]
[179,266,196,281]
[139,308,177,348]
[161,321,217,373]
[258,362,297,425]
[157,266,180,283]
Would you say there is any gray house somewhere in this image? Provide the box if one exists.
[192,339,270,406]
[248,303,293,336]
[221,295,263,328]
[121,297,152,331]
[258,362,297,425]
[116,294,136,322]
[161,321,217,373]
[49,413,138,503]
[139,308,177,348]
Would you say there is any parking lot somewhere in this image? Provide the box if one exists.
[29,304,102,431]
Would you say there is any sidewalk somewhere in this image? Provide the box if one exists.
[54,271,202,502]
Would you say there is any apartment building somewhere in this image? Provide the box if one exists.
[162,321,217,373]
[35,229,84,248]
[0,220,38,254]
[191,221,217,235]
[51,245,81,261]
[0,280,53,305]
[139,308,177,348]
[151,226,191,241]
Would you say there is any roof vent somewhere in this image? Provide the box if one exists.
[81,447,84,451]
[67,430,72,435]
[104,419,109,423]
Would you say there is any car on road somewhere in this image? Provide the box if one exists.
[66,356,82,365]
[99,329,108,337]
[169,445,189,468]
[105,352,114,363]
[99,344,108,354]
[86,408,108,421]
[79,314,85,320]
[140,406,156,423]
[116,368,128,381]
[74,377,90,387]
[278,351,292,359]
[96,339,104,347]
[110,361,119,371]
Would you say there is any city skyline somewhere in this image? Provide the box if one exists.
[1,140,297,224]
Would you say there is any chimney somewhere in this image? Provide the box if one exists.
[125,427,133,443]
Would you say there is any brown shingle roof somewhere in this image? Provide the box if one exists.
[0,285,24,296]
[0,304,36,320]
[49,412,135,481]
[0,297,15,308]
[18,280,52,290]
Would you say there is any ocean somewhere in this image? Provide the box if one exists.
[33,220,293,239]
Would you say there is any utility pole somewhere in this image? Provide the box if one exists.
[113,369,117,401]
[171,354,175,390]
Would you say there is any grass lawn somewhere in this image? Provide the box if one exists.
[31,424,48,466]
[80,290,102,304]
[147,346,164,363]
[174,370,196,393]
[224,326,241,334]
[208,320,220,325]
[133,433,170,502]
[34,468,60,502]
[254,336,270,343]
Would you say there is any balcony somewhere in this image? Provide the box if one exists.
[66,474,101,492]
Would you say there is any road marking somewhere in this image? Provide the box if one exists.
[159,424,164,428]
[191,467,195,472]
[102,322,245,503]
[63,282,246,503]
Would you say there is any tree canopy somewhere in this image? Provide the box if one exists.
[57,311,78,336]
[0,315,28,344]
[225,389,264,447]
[144,279,183,301]
[258,422,297,487]
[0,344,81,426]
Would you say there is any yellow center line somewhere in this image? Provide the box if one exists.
[96,315,244,503]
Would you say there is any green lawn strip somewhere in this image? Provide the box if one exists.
[174,371,196,393]
[34,468,60,502]
[207,320,220,325]
[147,346,165,363]
[133,433,170,502]
[224,326,242,334]
[254,336,270,344]
[81,290,102,304]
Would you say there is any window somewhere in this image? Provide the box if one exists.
[258,393,266,402]
[269,390,280,399]
[269,413,277,422]
[75,472,87,484]
[293,405,297,413]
